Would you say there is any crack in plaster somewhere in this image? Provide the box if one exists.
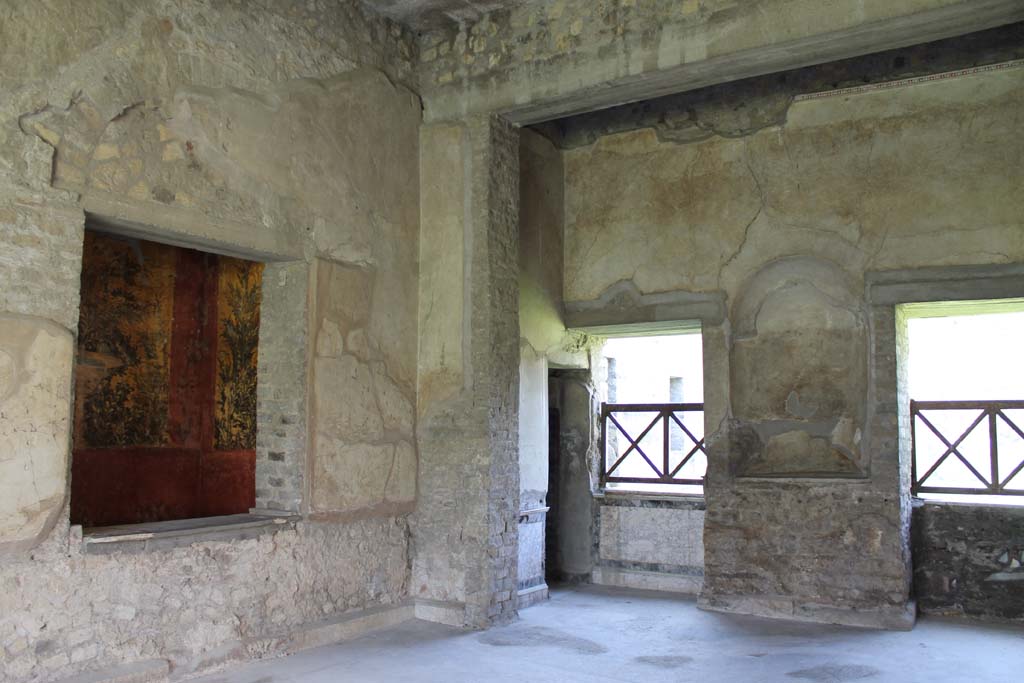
[717,139,766,289]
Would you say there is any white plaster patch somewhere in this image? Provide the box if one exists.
[0,317,73,551]
[599,506,704,568]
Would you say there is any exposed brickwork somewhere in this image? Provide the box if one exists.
[477,115,521,624]
[703,484,908,605]
[255,262,311,513]
[872,304,914,585]
[412,0,1012,123]
[417,1,728,92]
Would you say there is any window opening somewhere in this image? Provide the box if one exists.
[71,228,263,527]
[904,299,1024,505]
[599,331,705,495]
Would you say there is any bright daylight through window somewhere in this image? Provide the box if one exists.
[905,299,1024,506]
[600,331,705,495]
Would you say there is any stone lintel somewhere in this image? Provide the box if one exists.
[565,281,725,334]
[867,262,1024,305]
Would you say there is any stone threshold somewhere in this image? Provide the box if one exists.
[82,513,299,554]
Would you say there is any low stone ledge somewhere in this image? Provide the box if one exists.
[243,601,415,660]
[414,598,467,627]
[82,513,299,554]
[517,584,550,609]
[698,594,916,631]
[54,659,170,683]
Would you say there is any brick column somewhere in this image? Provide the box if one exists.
[414,115,521,627]
[254,260,311,514]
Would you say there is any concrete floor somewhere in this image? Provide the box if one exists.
[195,586,1024,683]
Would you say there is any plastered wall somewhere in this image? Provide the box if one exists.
[561,62,1024,625]
[0,2,420,679]
[516,129,586,602]
[413,116,521,628]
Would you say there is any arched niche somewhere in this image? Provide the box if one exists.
[728,256,868,477]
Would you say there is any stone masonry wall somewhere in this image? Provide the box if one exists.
[477,116,521,624]
[413,115,520,627]
[558,52,1024,626]
[912,503,1024,621]
[593,496,705,595]
[0,2,420,680]
[1,513,409,681]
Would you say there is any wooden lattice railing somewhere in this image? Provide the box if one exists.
[912,400,1024,496]
[600,403,706,487]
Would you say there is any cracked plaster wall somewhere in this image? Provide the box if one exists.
[414,116,520,628]
[0,2,421,680]
[561,62,1024,625]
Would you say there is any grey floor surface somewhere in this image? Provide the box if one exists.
[193,585,1024,683]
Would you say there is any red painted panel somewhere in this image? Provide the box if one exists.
[72,236,257,528]
[200,450,257,517]
[167,248,214,448]
[71,448,202,528]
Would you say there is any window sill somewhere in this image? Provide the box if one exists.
[81,512,299,554]
[912,497,1024,510]
[595,490,706,509]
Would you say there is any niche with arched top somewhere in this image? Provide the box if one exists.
[728,256,868,477]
